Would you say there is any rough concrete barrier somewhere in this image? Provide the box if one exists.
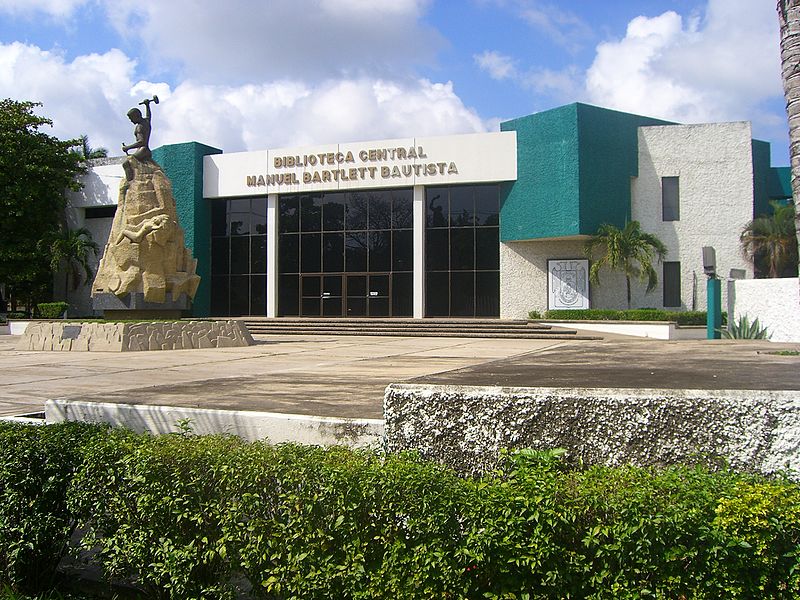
[16,320,254,351]
[46,400,384,448]
[384,383,800,476]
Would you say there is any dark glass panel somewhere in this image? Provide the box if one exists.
[369,298,389,317]
[346,192,368,230]
[449,228,474,270]
[662,177,680,221]
[475,271,500,317]
[300,193,322,232]
[450,186,474,227]
[251,235,267,273]
[392,229,413,271]
[279,234,299,273]
[230,236,250,274]
[322,297,342,316]
[425,272,449,317]
[323,275,342,297]
[228,198,250,235]
[475,228,499,270]
[210,276,229,316]
[368,191,392,230]
[392,189,413,229]
[278,275,299,316]
[663,261,681,307]
[369,274,389,297]
[302,276,320,297]
[475,185,499,226]
[229,275,250,315]
[346,297,366,317]
[322,232,344,273]
[392,272,413,317]
[250,275,266,315]
[426,187,447,228]
[450,272,474,317]
[211,238,229,275]
[85,205,116,219]
[346,275,366,297]
[279,196,299,233]
[368,230,391,272]
[345,232,368,272]
[301,297,321,316]
[211,201,227,236]
[301,233,321,272]
[323,192,345,231]
[252,198,268,234]
[425,229,448,271]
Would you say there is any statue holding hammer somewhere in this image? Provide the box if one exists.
[122,95,159,181]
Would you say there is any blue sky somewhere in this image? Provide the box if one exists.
[0,0,787,164]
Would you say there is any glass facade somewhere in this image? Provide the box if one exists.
[425,184,500,317]
[278,189,414,317]
[210,197,268,316]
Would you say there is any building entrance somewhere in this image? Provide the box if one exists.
[298,273,394,317]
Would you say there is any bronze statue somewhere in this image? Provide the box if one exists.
[122,95,158,181]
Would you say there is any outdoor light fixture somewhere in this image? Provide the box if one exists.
[702,246,717,278]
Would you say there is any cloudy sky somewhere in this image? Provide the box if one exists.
[0,0,788,163]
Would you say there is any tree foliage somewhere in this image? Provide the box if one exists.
[0,99,84,306]
[584,221,668,309]
[740,200,798,278]
[70,134,108,160]
[45,225,99,296]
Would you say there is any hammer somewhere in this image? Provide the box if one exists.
[139,95,159,107]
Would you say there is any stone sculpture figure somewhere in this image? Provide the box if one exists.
[91,97,200,317]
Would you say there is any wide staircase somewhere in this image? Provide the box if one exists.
[237,317,601,340]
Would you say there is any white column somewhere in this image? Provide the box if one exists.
[413,185,425,318]
[266,194,278,318]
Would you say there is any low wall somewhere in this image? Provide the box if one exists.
[46,400,384,448]
[384,383,800,477]
[17,320,254,351]
[730,277,800,343]
[544,320,706,340]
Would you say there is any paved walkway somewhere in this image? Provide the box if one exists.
[2,332,798,419]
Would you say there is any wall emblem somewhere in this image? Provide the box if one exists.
[548,259,589,310]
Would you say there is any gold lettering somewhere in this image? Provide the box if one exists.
[402,165,412,177]
[438,162,447,174]
[381,166,390,178]
[349,168,358,180]
[413,164,422,176]
[377,149,387,161]
[247,175,257,186]
[335,152,344,163]
[312,171,322,183]
[327,152,335,164]
[368,166,377,178]
[407,147,417,159]
[359,150,368,162]
[274,157,283,168]
[448,162,458,175]
[391,166,401,178]
[358,167,367,178]
[345,151,354,163]
[308,154,318,166]
[322,170,332,182]
[418,146,427,158]
[397,147,407,159]
[257,175,266,186]
[303,172,312,183]
[426,164,436,175]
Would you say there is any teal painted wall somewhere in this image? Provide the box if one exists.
[500,103,669,241]
[153,142,222,317]
[767,166,792,201]
[751,140,771,217]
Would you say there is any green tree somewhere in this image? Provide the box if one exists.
[0,99,84,309]
[45,225,99,298]
[71,134,108,160]
[740,200,798,278]
[584,221,668,309]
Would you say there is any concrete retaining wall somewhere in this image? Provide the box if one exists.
[730,277,800,343]
[384,383,800,477]
[544,320,706,340]
[46,400,384,448]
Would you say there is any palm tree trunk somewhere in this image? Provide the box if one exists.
[778,1,800,283]
[625,276,631,309]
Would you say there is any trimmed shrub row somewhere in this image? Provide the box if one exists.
[36,303,69,319]
[1,423,799,599]
[536,308,720,326]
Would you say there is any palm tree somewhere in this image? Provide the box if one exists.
[47,226,100,298]
[71,134,108,160]
[740,201,798,278]
[584,221,668,309]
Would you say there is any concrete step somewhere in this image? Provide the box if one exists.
[244,328,600,340]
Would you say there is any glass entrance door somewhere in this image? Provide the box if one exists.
[300,275,343,316]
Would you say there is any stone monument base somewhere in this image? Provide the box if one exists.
[17,320,255,352]
[93,292,191,321]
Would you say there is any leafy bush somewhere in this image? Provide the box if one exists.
[36,303,69,319]
[2,426,799,599]
[6,312,28,320]
[0,422,104,595]
[722,315,771,339]
[543,308,718,326]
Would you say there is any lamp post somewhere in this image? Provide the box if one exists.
[702,246,721,339]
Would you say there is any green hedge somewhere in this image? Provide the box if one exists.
[2,424,800,599]
[539,308,720,326]
[36,303,69,319]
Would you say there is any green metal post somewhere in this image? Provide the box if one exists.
[707,277,722,339]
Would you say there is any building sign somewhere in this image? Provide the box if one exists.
[548,259,589,310]
[203,132,517,198]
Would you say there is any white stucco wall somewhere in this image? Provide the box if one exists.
[731,278,800,343]
[633,122,755,311]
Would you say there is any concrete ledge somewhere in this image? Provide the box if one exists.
[544,320,706,340]
[384,383,800,476]
[0,324,9,336]
[46,399,384,448]
[16,320,254,351]
[8,320,30,335]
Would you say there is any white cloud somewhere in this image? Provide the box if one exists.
[0,0,89,17]
[0,42,488,154]
[474,51,517,80]
[517,2,593,53]
[585,0,782,124]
